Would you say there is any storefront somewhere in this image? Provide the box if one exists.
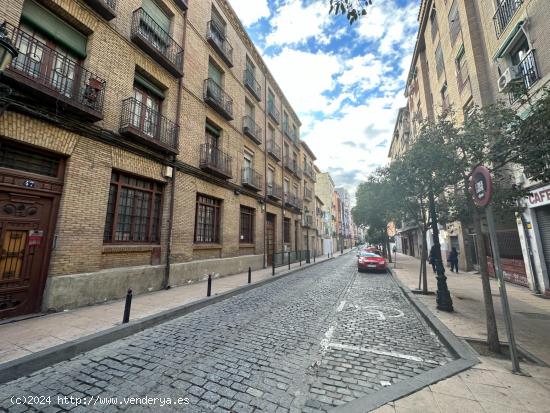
[518,183,550,296]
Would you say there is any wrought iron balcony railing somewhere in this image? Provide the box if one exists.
[83,0,116,20]
[206,20,233,67]
[267,182,282,200]
[5,23,106,121]
[493,0,523,38]
[243,116,262,145]
[283,155,296,174]
[131,8,184,77]
[303,215,314,228]
[304,164,316,182]
[294,165,303,179]
[204,78,234,120]
[120,97,179,153]
[244,68,261,101]
[200,143,233,179]
[304,186,312,201]
[267,139,281,161]
[242,167,262,191]
[509,50,540,104]
[267,100,280,124]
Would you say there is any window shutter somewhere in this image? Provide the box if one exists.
[142,0,170,33]
[21,0,87,58]
[208,62,223,85]
[134,72,165,99]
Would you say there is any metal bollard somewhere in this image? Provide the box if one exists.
[207,273,212,297]
[272,253,275,276]
[299,251,302,266]
[314,252,316,263]
[288,251,291,270]
[248,266,251,284]
[122,289,132,324]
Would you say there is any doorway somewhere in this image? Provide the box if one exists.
[266,213,276,266]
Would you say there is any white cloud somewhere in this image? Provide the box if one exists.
[265,48,341,114]
[356,0,418,56]
[266,0,330,46]
[228,0,270,27]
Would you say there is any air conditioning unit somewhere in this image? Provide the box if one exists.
[498,65,522,92]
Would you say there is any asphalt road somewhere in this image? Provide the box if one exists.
[0,254,453,413]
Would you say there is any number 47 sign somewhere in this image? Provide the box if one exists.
[28,230,44,247]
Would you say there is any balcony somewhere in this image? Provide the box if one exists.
[267,183,282,200]
[173,0,188,11]
[244,68,261,101]
[119,98,179,154]
[493,0,523,38]
[304,164,316,182]
[242,167,262,191]
[83,0,116,20]
[267,100,280,124]
[4,24,105,121]
[267,139,281,161]
[200,143,233,179]
[131,8,184,78]
[304,186,312,201]
[204,78,234,120]
[303,215,314,228]
[283,155,296,174]
[206,20,233,67]
[284,193,302,211]
[294,165,303,179]
[509,50,540,104]
[284,122,300,146]
[243,116,262,145]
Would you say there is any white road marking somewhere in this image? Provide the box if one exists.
[336,300,346,312]
[329,342,424,363]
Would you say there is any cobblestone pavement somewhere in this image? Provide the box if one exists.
[0,255,454,412]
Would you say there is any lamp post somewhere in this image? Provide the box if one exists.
[304,207,310,263]
[428,190,453,312]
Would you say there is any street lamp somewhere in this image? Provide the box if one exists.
[428,191,453,312]
[0,22,17,73]
[304,207,310,263]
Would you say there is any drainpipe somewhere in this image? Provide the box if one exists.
[163,10,188,289]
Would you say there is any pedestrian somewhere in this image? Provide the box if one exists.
[428,245,437,273]
[448,247,459,273]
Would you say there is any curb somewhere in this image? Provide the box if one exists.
[0,256,337,385]
[332,267,479,413]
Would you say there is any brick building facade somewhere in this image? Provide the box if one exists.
[0,0,319,317]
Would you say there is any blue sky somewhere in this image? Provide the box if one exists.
[228,0,420,200]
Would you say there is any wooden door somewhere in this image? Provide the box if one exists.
[0,192,55,318]
[266,214,275,266]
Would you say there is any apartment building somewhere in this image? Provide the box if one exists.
[0,0,318,318]
[316,171,337,254]
[477,0,550,296]
[335,187,353,249]
[300,141,316,258]
[394,0,550,293]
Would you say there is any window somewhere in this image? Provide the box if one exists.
[245,99,254,120]
[142,0,171,33]
[455,46,469,92]
[284,178,289,195]
[293,125,298,140]
[208,60,223,86]
[104,172,164,243]
[0,140,61,177]
[268,124,275,142]
[283,111,289,130]
[435,42,445,78]
[430,6,438,40]
[211,6,226,38]
[132,83,162,137]
[195,194,222,243]
[283,218,291,243]
[240,206,255,243]
[448,1,461,46]
[293,183,299,197]
[440,82,449,111]
[267,167,274,185]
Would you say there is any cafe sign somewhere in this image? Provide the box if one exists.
[527,184,550,208]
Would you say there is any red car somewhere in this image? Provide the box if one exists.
[357,251,387,272]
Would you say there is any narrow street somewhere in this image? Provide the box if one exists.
[0,255,453,412]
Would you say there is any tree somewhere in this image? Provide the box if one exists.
[328,0,373,24]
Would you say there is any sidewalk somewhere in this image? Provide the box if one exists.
[373,253,550,413]
[0,250,350,366]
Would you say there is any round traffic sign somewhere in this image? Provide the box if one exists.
[470,166,493,207]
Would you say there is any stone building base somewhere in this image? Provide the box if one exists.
[42,254,264,311]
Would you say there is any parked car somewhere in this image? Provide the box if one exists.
[363,246,383,256]
[357,251,387,272]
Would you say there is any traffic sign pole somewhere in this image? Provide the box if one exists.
[471,165,520,373]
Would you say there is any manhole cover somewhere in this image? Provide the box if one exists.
[517,312,550,320]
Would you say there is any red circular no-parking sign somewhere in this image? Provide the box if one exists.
[470,166,493,207]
